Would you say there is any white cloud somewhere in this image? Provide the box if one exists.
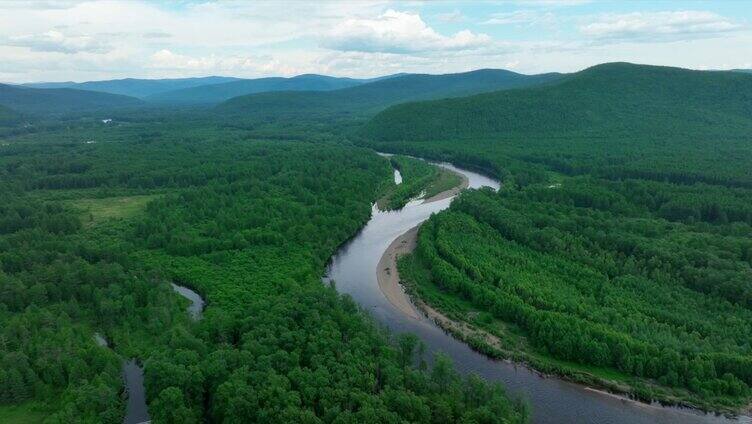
[322,9,491,54]
[6,30,110,53]
[148,49,300,76]
[0,1,750,83]
[142,32,171,39]
[435,10,465,23]
[482,10,556,26]
[580,10,742,42]
[0,1,82,10]
[498,0,590,6]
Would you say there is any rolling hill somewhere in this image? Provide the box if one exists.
[362,63,752,141]
[145,74,371,104]
[0,83,143,115]
[357,63,752,414]
[216,69,562,120]
[23,76,240,98]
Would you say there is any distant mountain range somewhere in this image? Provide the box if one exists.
[22,76,241,99]
[146,74,376,104]
[1,70,561,117]
[15,74,407,106]
[0,83,144,115]
[216,69,563,119]
[361,62,752,141]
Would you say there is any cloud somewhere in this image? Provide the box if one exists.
[482,10,556,26]
[497,0,590,6]
[435,10,465,23]
[5,30,111,54]
[148,49,299,75]
[142,32,171,39]
[580,10,742,42]
[0,1,82,10]
[322,9,491,54]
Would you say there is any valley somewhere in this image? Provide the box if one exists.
[2,49,752,424]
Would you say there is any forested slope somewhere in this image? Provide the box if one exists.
[363,62,752,140]
[0,83,143,115]
[363,63,752,412]
[216,69,561,120]
[0,120,527,423]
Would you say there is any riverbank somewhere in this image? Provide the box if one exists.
[376,169,468,319]
[382,222,748,419]
[374,162,748,420]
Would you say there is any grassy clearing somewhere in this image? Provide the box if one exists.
[423,168,463,198]
[378,155,462,210]
[67,194,159,226]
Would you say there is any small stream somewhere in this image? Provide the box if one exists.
[117,284,204,424]
[324,154,747,424]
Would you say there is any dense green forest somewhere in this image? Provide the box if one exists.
[0,105,19,127]
[362,63,752,411]
[362,63,752,141]
[0,119,527,423]
[5,60,752,421]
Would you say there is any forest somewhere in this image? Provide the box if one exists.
[362,63,752,411]
[4,60,752,421]
[0,118,527,423]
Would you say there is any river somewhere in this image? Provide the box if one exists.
[325,155,747,424]
[120,284,204,424]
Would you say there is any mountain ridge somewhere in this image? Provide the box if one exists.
[22,76,241,98]
[216,68,563,120]
[362,62,752,141]
[145,74,373,104]
[0,83,144,115]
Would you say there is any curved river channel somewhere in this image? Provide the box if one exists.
[325,156,748,424]
[120,284,204,424]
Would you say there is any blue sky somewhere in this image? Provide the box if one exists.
[1,0,751,83]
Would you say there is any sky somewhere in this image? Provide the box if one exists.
[1,0,751,83]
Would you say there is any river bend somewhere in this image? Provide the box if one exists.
[325,156,744,424]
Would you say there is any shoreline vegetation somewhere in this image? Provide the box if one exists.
[376,155,465,210]
[362,64,752,418]
[0,126,528,422]
[376,159,749,419]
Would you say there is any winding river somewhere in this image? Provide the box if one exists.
[120,284,204,424]
[325,156,747,424]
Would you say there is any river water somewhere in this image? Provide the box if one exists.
[121,284,204,424]
[325,157,746,424]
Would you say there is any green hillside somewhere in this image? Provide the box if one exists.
[362,63,752,412]
[0,83,143,115]
[146,74,368,104]
[23,76,240,98]
[216,69,562,120]
[363,63,752,141]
